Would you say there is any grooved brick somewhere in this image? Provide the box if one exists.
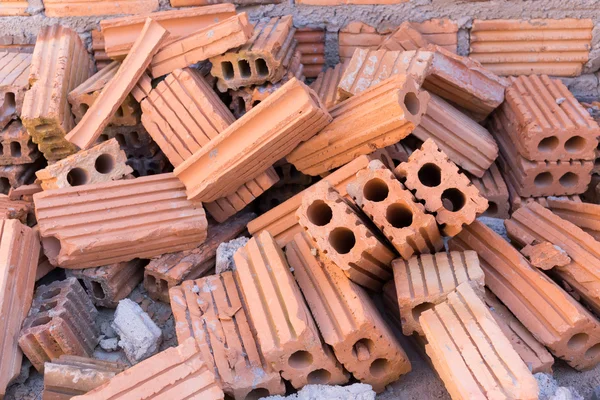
[287,232,411,392]
[234,231,349,388]
[392,251,484,336]
[547,197,600,241]
[130,71,152,103]
[0,0,28,15]
[0,51,31,126]
[170,272,285,399]
[310,62,348,110]
[295,28,325,78]
[91,30,110,70]
[469,163,510,219]
[169,0,281,6]
[0,120,40,165]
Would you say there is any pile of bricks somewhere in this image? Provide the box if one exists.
[2,4,600,400]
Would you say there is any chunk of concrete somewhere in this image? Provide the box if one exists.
[215,236,249,273]
[264,383,376,400]
[112,298,162,364]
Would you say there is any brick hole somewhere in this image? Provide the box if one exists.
[79,103,89,116]
[363,178,389,202]
[369,358,389,378]
[221,61,235,80]
[130,132,141,147]
[91,281,105,299]
[585,343,600,359]
[485,202,498,217]
[307,368,331,384]
[245,389,270,400]
[391,157,401,168]
[418,163,441,187]
[441,188,466,212]
[95,153,115,174]
[10,142,21,157]
[288,350,313,369]
[352,338,374,360]
[145,274,157,290]
[307,200,332,226]
[115,133,126,146]
[99,134,109,142]
[255,58,269,77]
[0,177,10,194]
[41,288,61,300]
[386,203,413,228]
[67,168,89,186]
[534,172,553,188]
[379,154,394,169]
[30,316,51,327]
[403,92,420,116]
[42,236,61,261]
[251,100,261,108]
[564,136,586,154]
[537,136,559,153]
[38,300,58,312]
[328,227,356,254]
[559,172,578,188]
[0,145,3,156]
[596,158,600,168]
[567,333,589,350]
[1,92,16,115]
[234,97,247,115]
[238,60,251,78]
[412,302,434,324]
[115,106,124,118]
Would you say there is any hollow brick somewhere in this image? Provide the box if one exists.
[547,197,600,241]
[469,163,510,219]
[0,159,42,194]
[505,177,581,212]
[379,22,431,51]
[0,51,31,126]
[91,30,110,70]
[126,150,171,177]
[98,124,158,159]
[295,28,325,78]
[0,120,40,165]
[310,62,348,110]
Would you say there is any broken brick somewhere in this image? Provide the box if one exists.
[520,241,571,270]
[0,193,30,223]
[310,62,347,110]
[0,51,31,127]
[469,163,510,219]
[505,176,582,212]
[130,71,152,103]
[112,298,162,364]
[0,120,40,165]
[379,22,432,51]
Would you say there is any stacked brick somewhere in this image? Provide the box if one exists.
[295,28,325,77]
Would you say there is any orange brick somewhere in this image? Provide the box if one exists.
[130,71,152,103]
[392,251,484,336]
[0,35,34,53]
[520,241,571,270]
[405,19,458,53]
[395,139,488,236]
[338,22,384,63]
[288,75,428,176]
[469,163,510,219]
[234,231,349,388]
[72,338,224,400]
[0,193,30,224]
[547,197,600,241]
[174,78,331,203]
[295,28,325,78]
[0,121,40,165]
[170,272,285,399]
[44,0,157,17]
[310,62,348,110]
[379,22,432,51]
[287,232,411,392]
[420,282,539,400]
[91,30,110,70]
[0,0,28,15]
[0,220,39,397]
[0,51,31,126]
[505,176,581,212]
[470,19,593,77]
[34,173,208,268]
[297,183,395,290]
[449,220,600,370]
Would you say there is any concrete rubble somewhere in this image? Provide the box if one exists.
[4,3,600,400]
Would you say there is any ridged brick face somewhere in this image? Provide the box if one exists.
[547,198,600,241]
[0,51,31,126]
[295,28,325,78]
[310,62,347,110]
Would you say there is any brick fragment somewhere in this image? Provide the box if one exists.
[0,51,31,126]
[21,25,93,161]
[210,16,297,91]
[468,163,509,219]
[44,0,157,17]
[448,220,600,370]
[470,19,593,77]
[310,62,347,109]
[175,78,331,202]
[0,193,30,223]
[36,139,132,190]
[0,160,41,194]
[34,173,208,268]
[295,28,325,78]
[100,5,236,60]
[395,139,488,236]
[8,181,40,201]
[484,289,554,374]
[151,13,253,78]
[113,298,162,364]
[19,278,99,372]
[520,241,571,270]
[420,282,539,400]
[547,197,600,241]
[91,30,110,70]
[170,272,285,399]
[288,75,427,175]
[0,220,39,397]
[43,356,126,400]
[0,0,28,15]
[406,19,459,53]
[130,71,152,103]
[68,61,141,127]
[234,231,349,388]
[144,211,253,303]
[347,160,443,259]
[490,75,600,161]
[287,232,411,392]
[297,183,395,290]
[68,259,146,308]
[379,22,431,51]
[72,338,225,400]
[98,124,157,159]
[0,121,40,165]
[392,251,484,336]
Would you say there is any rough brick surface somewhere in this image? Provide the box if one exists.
[395,139,488,236]
[310,62,347,110]
[100,5,236,59]
[288,75,427,176]
[393,251,484,336]
[151,13,253,78]
[287,232,411,392]
[72,338,225,400]
[210,16,297,91]
[43,356,126,400]
[0,51,31,125]
[449,220,600,370]
[347,160,443,259]
[470,19,593,77]
[520,241,571,270]
[0,220,39,397]
[234,231,349,388]
[507,202,600,315]
[36,139,132,190]
[34,173,208,268]
[484,289,554,374]
[130,71,152,103]
[297,183,395,290]
[8,182,41,201]
[21,25,93,161]
[295,28,325,77]
[18,278,99,372]
[490,75,600,161]
[68,61,141,127]
[175,78,331,203]
[68,259,146,308]
[144,211,253,303]
[0,120,40,165]
[469,163,509,219]
[170,272,286,399]
[547,198,600,241]
[421,282,539,400]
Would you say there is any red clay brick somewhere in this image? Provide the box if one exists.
[0,51,31,126]
[0,159,42,194]
[0,0,28,15]
[0,120,40,165]
[0,193,30,223]
[126,150,171,177]
[310,62,348,110]
[505,176,582,211]
[295,28,325,78]
[469,163,510,219]
[520,241,571,270]
[91,30,110,70]
[131,71,152,103]
[44,0,157,17]
[98,124,158,159]
[338,22,384,63]
[547,197,600,241]
[379,22,432,51]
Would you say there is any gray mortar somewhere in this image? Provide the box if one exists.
[265,383,376,400]
[215,236,249,273]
